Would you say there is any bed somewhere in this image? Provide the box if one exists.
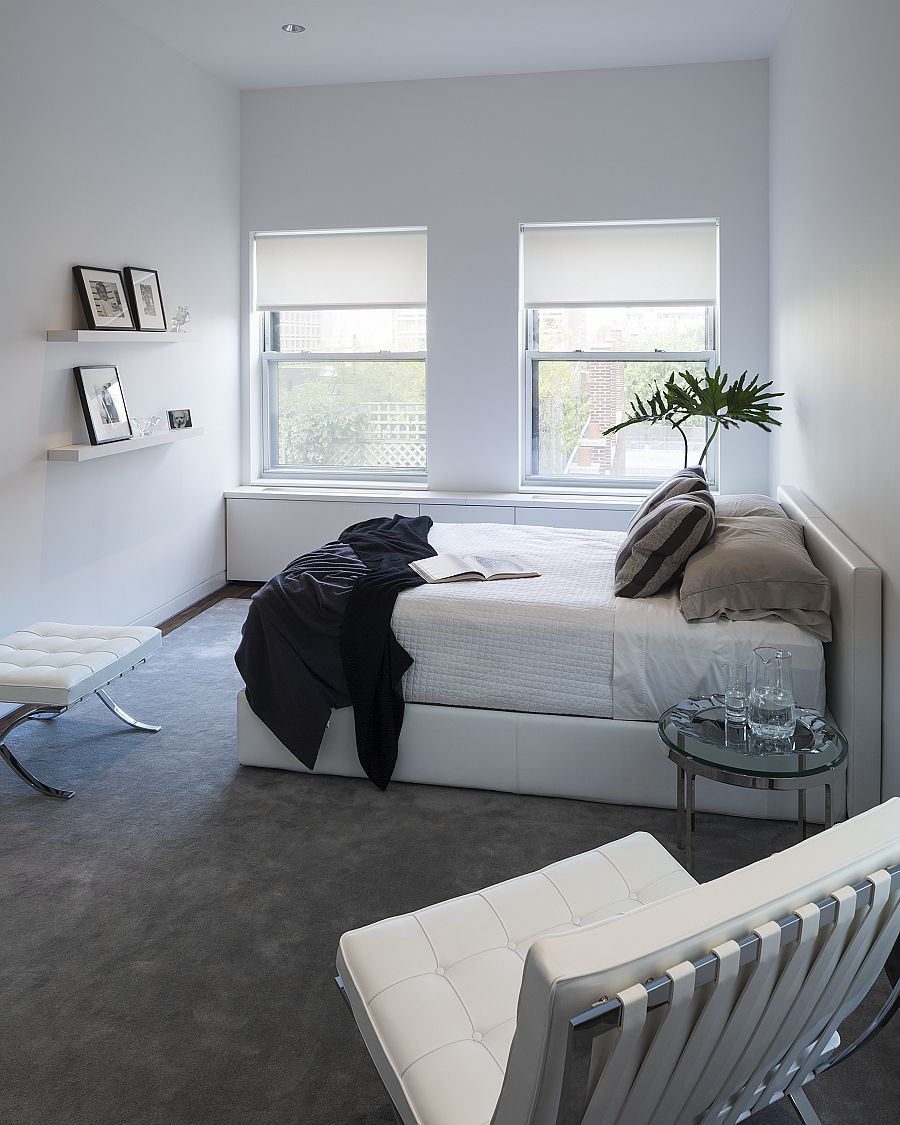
[236,486,882,821]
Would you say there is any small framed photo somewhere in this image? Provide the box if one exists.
[167,408,192,430]
[74,366,133,444]
[124,266,167,332]
[72,266,135,331]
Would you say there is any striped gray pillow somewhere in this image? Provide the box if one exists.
[629,466,708,530]
[615,492,716,598]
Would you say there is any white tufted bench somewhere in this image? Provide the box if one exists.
[0,622,162,799]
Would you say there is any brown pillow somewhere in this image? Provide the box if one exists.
[679,516,832,641]
[629,466,710,530]
[615,492,716,598]
[716,493,787,519]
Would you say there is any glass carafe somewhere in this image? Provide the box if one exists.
[749,647,796,741]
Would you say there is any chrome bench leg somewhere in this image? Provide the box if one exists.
[0,704,74,800]
[95,688,161,733]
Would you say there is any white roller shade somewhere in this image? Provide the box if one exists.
[255,229,427,310]
[522,222,717,306]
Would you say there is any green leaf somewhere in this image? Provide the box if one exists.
[601,365,783,464]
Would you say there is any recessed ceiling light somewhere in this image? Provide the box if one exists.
[282,23,306,33]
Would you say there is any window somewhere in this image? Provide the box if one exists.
[522,222,718,488]
[255,229,427,482]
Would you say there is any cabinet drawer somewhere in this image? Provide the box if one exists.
[226,498,419,581]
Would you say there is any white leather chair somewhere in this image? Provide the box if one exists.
[337,799,900,1125]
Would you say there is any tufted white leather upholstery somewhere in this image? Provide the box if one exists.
[0,623,162,707]
[339,801,900,1125]
[337,832,697,1125]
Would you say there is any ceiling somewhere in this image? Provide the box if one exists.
[98,0,794,91]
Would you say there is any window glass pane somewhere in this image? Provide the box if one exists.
[533,306,710,352]
[532,360,708,479]
[271,359,426,472]
[269,309,426,353]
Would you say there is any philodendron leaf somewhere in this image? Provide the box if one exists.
[601,365,784,463]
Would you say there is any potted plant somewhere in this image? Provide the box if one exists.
[602,366,783,468]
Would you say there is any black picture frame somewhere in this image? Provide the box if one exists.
[123,266,167,332]
[74,365,133,444]
[72,266,135,331]
[167,409,192,430]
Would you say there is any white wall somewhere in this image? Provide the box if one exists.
[241,61,771,495]
[0,0,240,636]
[770,0,900,797]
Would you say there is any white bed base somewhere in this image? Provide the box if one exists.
[237,485,882,821]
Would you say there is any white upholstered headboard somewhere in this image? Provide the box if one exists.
[777,485,882,814]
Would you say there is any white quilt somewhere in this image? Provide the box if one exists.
[392,522,826,721]
[394,523,618,717]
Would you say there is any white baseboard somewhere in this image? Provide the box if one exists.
[132,571,227,628]
[0,573,228,722]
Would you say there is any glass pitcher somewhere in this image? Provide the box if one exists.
[748,647,796,741]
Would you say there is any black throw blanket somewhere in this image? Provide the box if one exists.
[235,514,436,790]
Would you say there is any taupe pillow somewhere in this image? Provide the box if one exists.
[615,493,716,598]
[680,516,832,641]
[716,493,787,519]
[629,466,710,530]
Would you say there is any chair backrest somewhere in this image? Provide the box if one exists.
[491,798,900,1125]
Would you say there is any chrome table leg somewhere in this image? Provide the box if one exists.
[95,689,161,733]
[798,788,808,839]
[825,783,833,830]
[686,770,696,874]
[676,765,685,851]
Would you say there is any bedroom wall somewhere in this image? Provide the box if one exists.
[769,0,900,798]
[0,0,240,637]
[240,60,771,497]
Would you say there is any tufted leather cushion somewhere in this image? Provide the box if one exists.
[0,622,162,707]
[337,832,696,1125]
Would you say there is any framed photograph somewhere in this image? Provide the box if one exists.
[124,266,167,332]
[167,408,192,430]
[72,266,135,331]
[74,366,133,444]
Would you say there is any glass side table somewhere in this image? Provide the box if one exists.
[658,696,849,873]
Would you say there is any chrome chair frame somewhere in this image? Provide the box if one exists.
[555,863,900,1125]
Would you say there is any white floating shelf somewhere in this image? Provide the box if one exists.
[48,427,203,462]
[46,330,183,343]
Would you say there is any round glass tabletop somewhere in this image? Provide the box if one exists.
[658,696,848,780]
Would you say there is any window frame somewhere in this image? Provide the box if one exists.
[522,305,718,491]
[259,308,428,485]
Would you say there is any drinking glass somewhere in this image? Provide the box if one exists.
[749,646,796,741]
[723,661,748,723]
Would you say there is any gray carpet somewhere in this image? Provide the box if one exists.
[0,599,896,1124]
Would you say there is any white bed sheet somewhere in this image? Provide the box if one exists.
[613,589,825,719]
[392,522,826,722]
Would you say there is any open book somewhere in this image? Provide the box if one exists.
[409,554,541,583]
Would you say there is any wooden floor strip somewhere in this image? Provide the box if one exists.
[158,583,261,636]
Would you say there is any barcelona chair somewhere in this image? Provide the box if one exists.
[336,798,900,1125]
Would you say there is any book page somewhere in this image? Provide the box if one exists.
[462,556,539,579]
[410,554,478,582]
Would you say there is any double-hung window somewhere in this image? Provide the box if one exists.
[255,228,427,483]
[522,221,718,488]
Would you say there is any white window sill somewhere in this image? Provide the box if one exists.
[225,484,652,511]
